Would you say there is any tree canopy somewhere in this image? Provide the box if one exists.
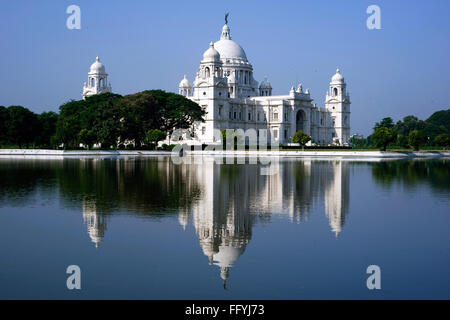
[372,127,396,151]
[5,106,40,148]
[292,130,311,146]
[55,90,205,149]
[356,109,450,150]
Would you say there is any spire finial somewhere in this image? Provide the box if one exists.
[96,56,99,61]
[336,68,340,73]
[221,16,231,40]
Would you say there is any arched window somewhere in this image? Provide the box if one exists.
[296,110,305,132]
[333,88,338,96]
[205,67,210,78]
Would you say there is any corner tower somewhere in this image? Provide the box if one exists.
[82,56,112,99]
[325,69,351,145]
[191,42,228,142]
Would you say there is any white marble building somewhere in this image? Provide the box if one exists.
[82,56,112,99]
[179,21,351,145]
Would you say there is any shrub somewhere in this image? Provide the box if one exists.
[291,130,311,146]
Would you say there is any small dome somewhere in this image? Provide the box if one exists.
[89,56,106,74]
[178,75,192,88]
[331,69,344,83]
[203,42,221,61]
[259,76,272,89]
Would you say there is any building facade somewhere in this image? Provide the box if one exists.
[178,22,351,145]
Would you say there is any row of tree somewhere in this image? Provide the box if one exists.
[0,90,205,149]
[0,106,58,149]
[351,110,450,150]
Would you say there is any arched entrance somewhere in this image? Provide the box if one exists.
[296,110,306,133]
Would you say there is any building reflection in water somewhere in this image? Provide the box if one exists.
[75,157,350,284]
[82,199,107,248]
[182,158,350,285]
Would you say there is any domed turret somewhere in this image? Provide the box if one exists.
[89,56,106,74]
[179,75,192,88]
[331,69,344,84]
[178,75,192,96]
[83,56,112,99]
[259,76,272,96]
[203,42,221,62]
[259,76,272,89]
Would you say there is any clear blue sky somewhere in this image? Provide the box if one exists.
[0,0,449,135]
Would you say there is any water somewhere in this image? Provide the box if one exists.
[0,156,449,299]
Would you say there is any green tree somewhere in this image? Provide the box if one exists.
[118,91,162,147]
[374,117,394,130]
[6,106,40,148]
[92,96,123,149]
[349,135,367,148]
[0,106,8,146]
[78,129,96,150]
[56,93,122,149]
[396,134,409,149]
[162,91,205,137]
[434,133,450,148]
[56,99,85,148]
[119,90,205,146]
[36,111,58,148]
[426,109,450,133]
[372,127,396,151]
[145,129,166,149]
[292,130,311,147]
[408,130,427,151]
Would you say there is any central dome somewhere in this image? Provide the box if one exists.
[213,39,247,61]
[214,24,248,61]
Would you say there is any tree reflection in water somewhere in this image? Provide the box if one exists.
[371,159,450,192]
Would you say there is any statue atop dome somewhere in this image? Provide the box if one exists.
[225,12,229,25]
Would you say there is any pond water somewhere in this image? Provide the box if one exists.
[0,156,449,299]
